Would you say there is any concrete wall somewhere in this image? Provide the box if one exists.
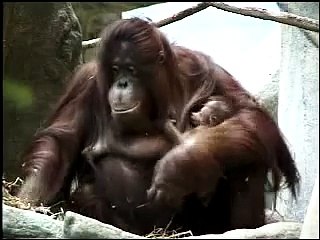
[276,2,319,222]
[300,174,319,238]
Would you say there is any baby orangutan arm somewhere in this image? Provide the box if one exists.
[147,138,223,208]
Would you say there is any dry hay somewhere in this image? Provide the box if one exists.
[145,228,193,239]
[2,177,65,221]
[3,177,194,237]
[145,217,193,238]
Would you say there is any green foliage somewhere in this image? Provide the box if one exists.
[3,78,34,110]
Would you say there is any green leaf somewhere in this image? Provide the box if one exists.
[3,78,34,110]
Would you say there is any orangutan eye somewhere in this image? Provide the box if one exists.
[128,66,136,75]
[210,116,217,123]
[112,65,119,74]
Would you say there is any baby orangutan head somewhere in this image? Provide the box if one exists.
[191,97,234,127]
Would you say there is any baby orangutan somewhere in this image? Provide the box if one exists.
[147,96,238,206]
[191,96,235,127]
[147,97,281,211]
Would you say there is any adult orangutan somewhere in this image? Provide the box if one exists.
[18,18,300,235]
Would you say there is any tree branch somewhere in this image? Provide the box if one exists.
[82,2,319,49]
[82,38,101,49]
[155,2,211,28]
[207,2,319,32]
[302,30,319,48]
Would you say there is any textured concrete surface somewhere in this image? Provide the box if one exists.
[276,2,319,222]
[300,174,319,238]
[3,204,302,239]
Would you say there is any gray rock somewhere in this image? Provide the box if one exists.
[3,204,63,238]
[276,2,319,223]
[3,204,144,239]
[4,203,302,239]
[255,70,279,122]
[63,211,144,239]
[183,222,302,239]
[300,174,319,239]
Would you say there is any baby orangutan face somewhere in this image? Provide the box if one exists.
[191,97,233,127]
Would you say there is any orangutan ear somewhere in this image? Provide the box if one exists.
[158,50,165,64]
